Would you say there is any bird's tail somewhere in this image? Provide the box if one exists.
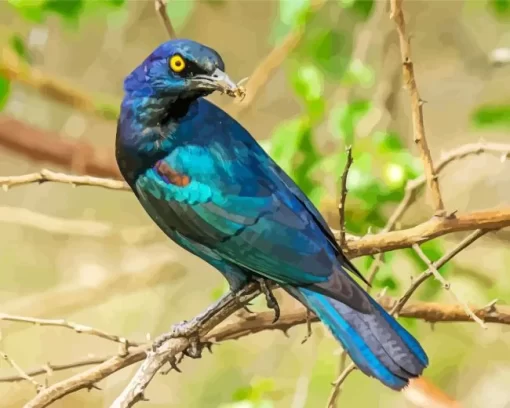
[286,286,428,390]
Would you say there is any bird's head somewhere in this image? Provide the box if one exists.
[124,39,239,101]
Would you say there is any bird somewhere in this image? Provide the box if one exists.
[115,39,428,391]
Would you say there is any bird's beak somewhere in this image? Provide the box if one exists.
[191,68,239,96]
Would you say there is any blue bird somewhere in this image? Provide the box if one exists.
[116,39,428,390]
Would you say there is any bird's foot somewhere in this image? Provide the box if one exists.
[183,337,214,359]
[153,320,196,350]
[255,278,280,323]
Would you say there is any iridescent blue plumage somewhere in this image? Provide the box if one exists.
[116,39,428,390]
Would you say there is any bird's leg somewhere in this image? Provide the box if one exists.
[255,278,280,323]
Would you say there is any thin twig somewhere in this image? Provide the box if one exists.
[0,169,128,191]
[411,243,487,328]
[0,356,109,383]
[231,0,326,114]
[154,0,176,39]
[0,350,43,391]
[391,229,488,316]
[326,363,356,408]
[0,314,140,349]
[338,146,354,247]
[390,0,444,215]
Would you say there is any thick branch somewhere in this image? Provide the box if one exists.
[16,296,509,406]
[0,116,121,178]
[343,208,510,258]
[390,0,444,215]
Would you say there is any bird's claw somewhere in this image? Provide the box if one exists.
[256,278,280,323]
[183,337,213,359]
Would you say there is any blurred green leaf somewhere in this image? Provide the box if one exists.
[271,117,308,174]
[372,131,403,153]
[341,59,375,87]
[488,0,510,16]
[329,100,372,144]
[338,0,374,20]
[0,77,11,112]
[9,35,32,64]
[301,29,351,79]
[291,64,324,101]
[45,0,84,20]
[220,401,274,408]
[472,104,510,128]
[271,0,310,43]
[8,0,45,22]
[166,0,196,31]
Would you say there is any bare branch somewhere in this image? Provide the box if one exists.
[0,350,43,392]
[391,229,488,316]
[390,0,444,215]
[411,243,487,328]
[0,116,122,178]
[0,314,140,349]
[0,169,128,191]
[343,209,509,258]
[0,356,108,383]
[155,0,176,39]
[14,293,509,406]
[338,146,353,247]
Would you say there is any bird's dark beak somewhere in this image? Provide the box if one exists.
[191,68,239,96]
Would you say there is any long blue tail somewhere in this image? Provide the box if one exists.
[286,286,428,390]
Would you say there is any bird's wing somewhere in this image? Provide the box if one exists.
[135,142,340,287]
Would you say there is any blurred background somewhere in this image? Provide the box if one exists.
[0,0,509,407]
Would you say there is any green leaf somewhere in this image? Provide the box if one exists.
[488,0,510,17]
[8,0,46,22]
[301,29,351,79]
[372,131,403,153]
[9,35,32,64]
[165,0,196,31]
[341,59,375,87]
[472,104,510,128]
[329,100,372,144]
[0,77,11,112]
[279,0,310,27]
[291,64,324,101]
[271,118,308,174]
[44,0,84,20]
[271,0,310,43]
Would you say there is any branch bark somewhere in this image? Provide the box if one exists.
[0,116,121,178]
[390,0,445,215]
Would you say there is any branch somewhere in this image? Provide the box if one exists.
[0,314,140,351]
[390,229,488,316]
[0,356,109,383]
[390,0,445,215]
[338,146,353,247]
[155,0,176,39]
[231,0,326,114]
[16,296,508,406]
[343,208,510,258]
[0,48,119,121]
[0,116,121,178]
[0,169,128,191]
[411,243,486,328]
[0,351,43,391]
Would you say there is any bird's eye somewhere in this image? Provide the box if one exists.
[169,55,186,73]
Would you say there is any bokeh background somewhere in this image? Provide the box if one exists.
[1,0,510,407]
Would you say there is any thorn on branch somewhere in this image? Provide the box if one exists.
[338,146,354,248]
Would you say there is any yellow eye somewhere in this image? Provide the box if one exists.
[169,55,186,73]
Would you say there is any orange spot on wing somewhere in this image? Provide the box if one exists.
[155,161,191,187]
